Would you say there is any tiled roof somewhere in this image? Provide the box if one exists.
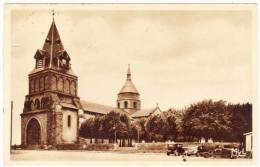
[60,102,78,110]
[42,19,65,60]
[80,100,128,115]
[131,107,161,118]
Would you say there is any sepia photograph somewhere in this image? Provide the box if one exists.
[2,2,258,166]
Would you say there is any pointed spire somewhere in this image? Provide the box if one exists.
[119,65,139,94]
[127,64,131,80]
[42,13,64,68]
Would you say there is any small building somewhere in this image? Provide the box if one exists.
[243,132,252,152]
[131,106,162,119]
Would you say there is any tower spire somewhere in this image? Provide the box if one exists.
[42,14,65,69]
[127,64,131,80]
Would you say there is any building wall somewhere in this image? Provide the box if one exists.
[29,71,78,96]
[117,92,141,114]
[245,134,252,152]
[62,109,78,143]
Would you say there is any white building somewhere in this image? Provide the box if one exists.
[243,132,252,152]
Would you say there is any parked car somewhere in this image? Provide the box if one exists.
[183,146,198,156]
[196,144,239,159]
[167,143,185,156]
[196,145,214,158]
[219,148,239,159]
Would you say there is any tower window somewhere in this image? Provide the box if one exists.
[35,99,40,110]
[36,59,43,68]
[117,102,120,108]
[133,102,137,109]
[124,101,128,108]
[68,115,71,127]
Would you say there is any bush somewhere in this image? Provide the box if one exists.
[83,143,115,151]
[137,143,167,151]
[200,143,218,151]
[223,143,240,148]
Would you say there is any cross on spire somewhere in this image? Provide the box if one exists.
[52,10,55,17]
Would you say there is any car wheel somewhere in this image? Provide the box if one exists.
[204,153,210,158]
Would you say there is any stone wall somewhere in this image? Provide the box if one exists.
[54,111,63,144]
[21,111,48,146]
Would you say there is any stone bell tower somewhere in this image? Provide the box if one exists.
[117,65,141,114]
[21,16,81,148]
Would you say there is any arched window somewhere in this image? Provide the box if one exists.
[35,78,39,92]
[44,75,49,90]
[30,100,34,111]
[64,79,70,94]
[70,81,76,95]
[57,77,64,92]
[124,101,128,108]
[39,77,44,91]
[51,75,57,90]
[35,99,40,110]
[117,102,120,108]
[67,115,71,127]
[133,102,137,109]
[41,98,46,109]
[30,79,35,93]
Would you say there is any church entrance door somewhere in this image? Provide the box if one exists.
[26,118,41,145]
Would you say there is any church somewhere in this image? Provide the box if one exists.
[21,17,161,148]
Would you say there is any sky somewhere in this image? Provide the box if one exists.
[8,4,255,144]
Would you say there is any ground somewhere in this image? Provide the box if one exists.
[10,150,252,163]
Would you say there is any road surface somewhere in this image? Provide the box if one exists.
[10,150,252,164]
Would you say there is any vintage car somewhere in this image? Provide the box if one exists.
[196,145,215,158]
[167,143,185,156]
[197,145,239,159]
[219,147,239,159]
[183,146,198,156]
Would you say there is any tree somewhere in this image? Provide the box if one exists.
[164,111,178,141]
[92,116,105,143]
[182,100,232,141]
[227,103,252,142]
[146,114,169,142]
[134,118,149,142]
[79,117,95,143]
[102,111,121,143]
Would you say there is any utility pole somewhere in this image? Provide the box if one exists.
[10,101,13,154]
[115,131,117,144]
[137,129,139,143]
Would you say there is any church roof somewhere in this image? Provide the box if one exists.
[131,107,161,118]
[42,18,65,62]
[80,100,129,115]
[119,65,139,94]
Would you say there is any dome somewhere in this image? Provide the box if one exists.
[118,65,139,95]
[119,79,139,94]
